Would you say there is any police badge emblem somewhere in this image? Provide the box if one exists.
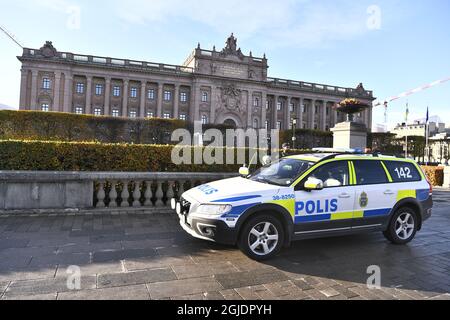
[359,192,369,208]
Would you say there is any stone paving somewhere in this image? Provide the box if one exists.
[0,190,450,300]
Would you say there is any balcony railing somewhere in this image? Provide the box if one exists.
[22,48,194,75]
[267,77,374,98]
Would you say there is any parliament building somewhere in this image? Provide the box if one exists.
[18,34,374,131]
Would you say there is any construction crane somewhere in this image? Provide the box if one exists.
[0,24,23,48]
[372,77,450,123]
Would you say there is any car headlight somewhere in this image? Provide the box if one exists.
[196,204,232,216]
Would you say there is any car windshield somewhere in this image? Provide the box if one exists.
[249,158,314,186]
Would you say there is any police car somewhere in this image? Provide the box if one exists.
[171,152,433,260]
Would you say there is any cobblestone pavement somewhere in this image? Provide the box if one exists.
[1,190,450,300]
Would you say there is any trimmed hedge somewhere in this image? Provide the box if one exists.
[0,140,312,172]
[0,110,187,144]
[421,166,444,186]
[280,129,333,149]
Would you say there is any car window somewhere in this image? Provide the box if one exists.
[249,158,313,186]
[353,160,388,185]
[384,161,421,182]
[308,161,349,188]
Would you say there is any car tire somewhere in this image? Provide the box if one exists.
[383,207,418,245]
[238,214,284,261]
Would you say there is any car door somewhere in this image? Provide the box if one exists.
[293,160,356,236]
[351,160,396,230]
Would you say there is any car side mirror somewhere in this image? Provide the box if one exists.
[304,177,324,191]
[239,167,250,177]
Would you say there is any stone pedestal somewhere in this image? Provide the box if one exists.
[331,121,368,150]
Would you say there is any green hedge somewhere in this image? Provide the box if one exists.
[0,140,313,172]
[0,110,187,144]
[280,129,333,149]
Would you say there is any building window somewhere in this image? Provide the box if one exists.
[326,106,330,115]
[253,119,259,129]
[277,121,282,130]
[163,113,171,119]
[41,103,49,112]
[277,102,282,111]
[179,114,187,121]
[42,78,51,89]
[113,86,121,97]
[75,106,83,114]
[201,91,208,103]
[289,103,294,112]
[76,83,85,94]
[265,121,269,129]
[301,105,306,113]
[129,111,137,118]
[112,109,119,117]
[315,105,319,113]
[201,115,208,125]
[253,97,259,107]
[130,87,138,98]
[266,100,269,110]
[180,92,188,103]
[314,124,318,130]
[146,111,154,118]
[95,84,103,96]
[164,91,172,101]
[94,108,102,116]
[147,89,155,100]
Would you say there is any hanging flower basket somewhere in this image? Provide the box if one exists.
[334,98,369,122]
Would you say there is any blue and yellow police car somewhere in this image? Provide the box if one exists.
[171,152,433,260]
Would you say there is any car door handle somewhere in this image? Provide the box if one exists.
[339,193,351,198]
[384,190,395,195]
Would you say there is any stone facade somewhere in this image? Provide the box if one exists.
[17,35,375,130]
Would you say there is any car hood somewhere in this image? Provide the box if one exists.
[182,177,282,204]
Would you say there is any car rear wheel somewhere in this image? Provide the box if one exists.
[238,214,284,261]
[383,207,418,245]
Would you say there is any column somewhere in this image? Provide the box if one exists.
[174,84,180,120]
[286,97,292,129]
[157,82,163,118]
[192,82,200,122]
[309,99,315,129]
[86,76,93,114]
[53,71,62,111]
[104,77,111,116]
[122,79,129,117]
[330,101,337,127]
[368,105,373,131]
[30,70,38,110]
[19,69,28,109]
[321,100,327,130]
[63,72,73,113]
[140,81,146,118]
[261,92,267,129]
[247,90,253,127]
[297,97,304,129]
[273,95,279,129]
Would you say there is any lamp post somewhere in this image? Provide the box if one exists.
[291,117,297,150]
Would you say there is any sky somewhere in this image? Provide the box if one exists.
[0,0,449,130]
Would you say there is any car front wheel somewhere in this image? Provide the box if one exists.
[383,207,418,245]
[238,215,284,261]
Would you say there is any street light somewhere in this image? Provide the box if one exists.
[292,118,297,150]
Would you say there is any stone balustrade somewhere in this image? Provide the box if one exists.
[0,171,237,213]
